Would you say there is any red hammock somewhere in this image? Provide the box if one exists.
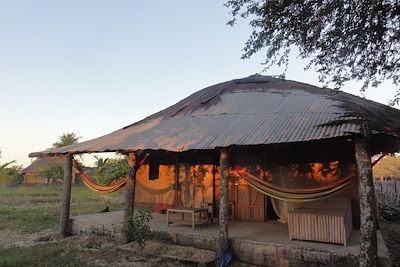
[73,154,149,193]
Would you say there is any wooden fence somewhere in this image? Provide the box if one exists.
[374,180,400,209]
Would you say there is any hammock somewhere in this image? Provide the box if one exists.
[234,153,387,203]
[234,167,354,202]
[136,180,175,195]
[73,154,149,193]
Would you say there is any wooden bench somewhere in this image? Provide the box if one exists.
[288,198,353,246]
[166,208,209,230]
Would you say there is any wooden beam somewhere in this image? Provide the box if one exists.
[212,164,216,218]
[218,149,229,259]
[174,159,179,207]
[124,152,137,221]
[60,153,73,238]
[355,138,377,267]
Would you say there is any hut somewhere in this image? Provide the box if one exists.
[30,75,400,266]
[20,156,79,185]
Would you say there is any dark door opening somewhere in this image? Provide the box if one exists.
[266,196,279,220]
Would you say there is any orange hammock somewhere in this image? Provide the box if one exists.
[234,153,387,202]
[73,154,149,193]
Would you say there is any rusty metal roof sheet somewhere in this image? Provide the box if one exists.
[30,75,400,157]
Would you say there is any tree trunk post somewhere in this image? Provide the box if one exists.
[355,138,377,267]
[60,153,73,238]
[174,159,179,207]
[124,152,137,221]
[218,149,229,260]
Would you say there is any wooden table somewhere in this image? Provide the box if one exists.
[167,208,209,230]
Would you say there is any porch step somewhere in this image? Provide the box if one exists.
[118,240,215,267]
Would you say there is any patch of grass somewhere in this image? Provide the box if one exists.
[0,185,124,233]
[0,242,86,267]
[0,206,59,232]
[0,175,11,187]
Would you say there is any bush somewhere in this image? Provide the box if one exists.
[122,208,153,248]
[96,158,129,185]
[36,165,64,183]
[5,166,24,187]
[9,173,24,187]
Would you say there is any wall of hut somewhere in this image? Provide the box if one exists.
[134,139,360,227]
[23,173,77,185]
[135,164,219,213]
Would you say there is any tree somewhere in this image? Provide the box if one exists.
[93,156,109,175]
[36,165,64,183]
[93,157,129,185]
[225,0,400,105]
[6,165,24,186]
[52,132,81,148]
[0,158,16,179]
[0,160,15,173]
[0,150,23,186]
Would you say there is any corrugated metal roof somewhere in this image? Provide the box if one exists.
[30,75,400,157]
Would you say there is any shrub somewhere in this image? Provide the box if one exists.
[35,165,64,183]
[6,165,24,186]
[122,208,153,248]
[96,158,129,185]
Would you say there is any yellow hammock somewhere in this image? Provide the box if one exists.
[234,167,354,202]
[234,153,387,202]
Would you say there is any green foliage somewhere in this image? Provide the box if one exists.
[36,165,64,182]
[95,157,129,185]
[225,0,400,105]
[0,158,21,186]
[6,165,24,186]
[0,206,59,232]
[52,132,81,148]
[0,186,124,233]
[94,156,108,173]
[0,242,83,267]
[122,208,153,248]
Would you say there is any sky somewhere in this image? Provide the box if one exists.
[1,1,399,167]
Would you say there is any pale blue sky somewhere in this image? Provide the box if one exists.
[1,1,398,167]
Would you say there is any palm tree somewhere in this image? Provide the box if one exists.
[94,156,109,175]
[0,160,16,179]
[52,132,81,148]
[0,160,16,172]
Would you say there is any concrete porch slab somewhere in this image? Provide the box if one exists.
[70,211,391,266]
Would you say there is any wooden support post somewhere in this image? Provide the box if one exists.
[124,152,137,221]
[174,159,179,207]
[355,138,377,267]
[212,164,216,218]
[60,153,73,238]
[218,149,229,260]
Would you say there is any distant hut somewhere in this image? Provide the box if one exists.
[30,75,400,265]
[21,157,78,185]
